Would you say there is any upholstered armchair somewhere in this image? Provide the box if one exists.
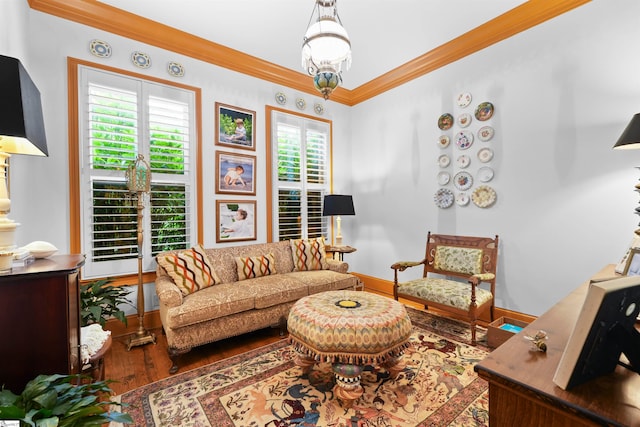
[391,232,499,344]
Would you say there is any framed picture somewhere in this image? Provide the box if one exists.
[216,200,257,243]
[215,151,256,195]
[215,102,255,151]
[615,236,640,274]
[624,248,640,276]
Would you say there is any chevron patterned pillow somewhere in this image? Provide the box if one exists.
[290,237,329,271]
[235,253,277,280]
[157,244,221,295]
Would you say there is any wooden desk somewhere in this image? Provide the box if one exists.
[475,264,640,427]
[0,255,85,392]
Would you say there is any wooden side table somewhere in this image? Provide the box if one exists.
[325,245,356,261]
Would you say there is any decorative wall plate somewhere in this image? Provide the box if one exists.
[478,166,494,182]
[472,185,497,208]
[456,192,470,206]
[478,126,494,142]
[475,102,494,121]
[434,188,454,208]
[454,171,473,191]
[438,154,451,168]
[478,147,494,163]
[438,113,454,130]
[89,39,111,58]
[275,92,287,105]
[457,92,472,108]
[437,171,451,186]
[455,130,474,150]
[314,103,324,115]
[438,135,450,148]
[131,51,151,68]
[296,98,306,110]
[457,154,470,168]
[167,61,185,77]
[457,113,472,128]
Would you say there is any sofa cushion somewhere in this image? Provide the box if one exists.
[244,275,310,309]
[287,270,358,294]
[236,253,277,280]
[165,282,256,328]
[157,244,221,296]
[290,237,329,271]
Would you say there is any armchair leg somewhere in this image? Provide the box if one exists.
[470,321,477,346]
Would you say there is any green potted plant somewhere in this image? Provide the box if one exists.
[0,374,132,426]
[80,279,133,327]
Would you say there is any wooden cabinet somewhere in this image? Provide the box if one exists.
[475,265,640,426]
[0,255,85,393]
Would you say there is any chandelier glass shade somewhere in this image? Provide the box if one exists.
[302,0,351,100]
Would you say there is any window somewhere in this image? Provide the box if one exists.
[77,66,197,278]
[269,109,331,241]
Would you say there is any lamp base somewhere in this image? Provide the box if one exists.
[127,329,156,350]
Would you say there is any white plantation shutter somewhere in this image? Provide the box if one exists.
[272,111,330,241]
[79,66,195,278]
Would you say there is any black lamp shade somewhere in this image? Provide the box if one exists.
[613,113,640,150]
[322,194,355,216]
[0,55,48,156]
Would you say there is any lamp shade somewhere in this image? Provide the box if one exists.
[613,113,640,150]
[0,55,48,157]
[322,194,355,216]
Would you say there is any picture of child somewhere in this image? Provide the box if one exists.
[224,165,245,187]
[228,118,247,142]
[221,208,251,237]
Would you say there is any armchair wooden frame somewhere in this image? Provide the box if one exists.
[392,232,499,344]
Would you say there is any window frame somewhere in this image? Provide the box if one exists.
[67,58,203,283]
[266,106,333,242]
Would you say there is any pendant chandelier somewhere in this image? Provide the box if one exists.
[302,0,351,100]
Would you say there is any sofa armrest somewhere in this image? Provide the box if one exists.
[326,258,349,273]
[155,267,183,308]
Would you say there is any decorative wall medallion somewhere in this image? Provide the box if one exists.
[453,171,473,191]
[131,51,151,68]
[455,130,474,150]
[167,61,185,77]
[314,103,324,115]
[437,171,451,186]
[438,113,454,130]
[89,39,112,58]
[472,185,497,208]
[457,92,472,108]
[475,102,494,121]
[457,113,472,128]
[438,154,451,168]
[434,188,454,208]
[438,135,450,148]
[296,98,306,110]
[275,92,287,105]
[478,126,495,142]
[478,147,494,163]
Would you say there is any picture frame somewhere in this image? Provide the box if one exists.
[623,248,640,276]
[216,200,257,243]
[615,236,640,274]
[215,151,256,195]
[215,102,256,151]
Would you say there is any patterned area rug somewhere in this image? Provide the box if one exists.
[118,308,489,426]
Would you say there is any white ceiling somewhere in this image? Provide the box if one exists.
[99,0,525,90]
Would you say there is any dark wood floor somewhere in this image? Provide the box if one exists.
[104,326,285,395]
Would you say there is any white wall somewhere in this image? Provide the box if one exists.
[346,0,640,316]
[4,1,639,317]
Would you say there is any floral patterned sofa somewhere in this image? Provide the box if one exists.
[155,239,358,373]
[391,232,499,345]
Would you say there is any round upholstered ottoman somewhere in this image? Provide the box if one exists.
[287,290,412,407]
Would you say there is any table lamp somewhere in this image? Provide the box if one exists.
[0,55,48,265]
[322,194,355,245]
[613,113,640,235]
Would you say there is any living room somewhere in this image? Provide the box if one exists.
[1,0,640,424]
